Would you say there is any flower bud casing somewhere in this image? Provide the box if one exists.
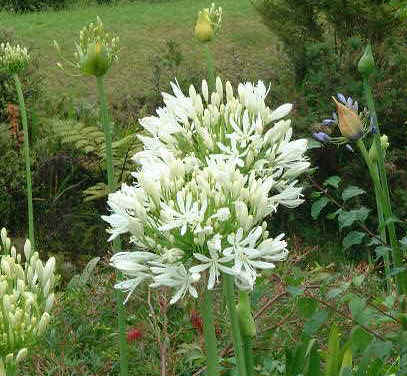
[194,11,214,42]
[332,97,363,140]
[80,42,110,77]
[358,44,375,77]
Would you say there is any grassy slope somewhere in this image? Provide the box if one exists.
[0,0,287,104]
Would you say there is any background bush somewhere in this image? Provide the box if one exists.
[252,0,407,145]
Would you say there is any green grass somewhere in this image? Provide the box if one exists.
[0,0,289,107]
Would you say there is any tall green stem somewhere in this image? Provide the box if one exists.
[96,76,128,376]
[238,291,255,376]
[357,140,391,291]
[13,74,35,250]
[201,289,219,376]
[362,77,407,295]
[204,45,215,92]
[223,275,247,376]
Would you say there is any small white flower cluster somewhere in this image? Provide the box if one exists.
[205,3,223,34]
[0,228,56,373]
[103,77,310,304]
[0,42,30,75]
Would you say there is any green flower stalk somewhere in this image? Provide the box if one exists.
[0,228,56,376]
[0,43,35,251]
[358,44,407,295]
[195,3,222,91]
[55,18,128,376]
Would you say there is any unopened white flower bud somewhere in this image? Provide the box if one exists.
[5,354,13,364]
[211,92,220,107]
[202,80,209,103]
[225,81,233,101]
[16,279,25,294]
[10,246,16,260]
[1,259,10,277]
[24,240,32,261]
[37,312,51,335]
[43,257,56,284]
[216,76,223,103]
[0,228,7,247]
[16,348,27,363]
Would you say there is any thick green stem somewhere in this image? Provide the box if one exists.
[362,77,407,295]
[357,140,391,290]
[96,76,128,376]
[223,275,247,376]
[204,45,215,92]
[237,290,255,376]
[13,74,35,250]
[201,289,219,376]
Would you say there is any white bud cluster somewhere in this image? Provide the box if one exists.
[0,42,30,75]
[0,228,56,371]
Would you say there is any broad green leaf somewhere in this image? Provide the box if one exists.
[352,274,365,287]
[342,186,365,201]
[374,246,391,260]
[306,344,321,376]
[324,175,341,189]
[303,310,329,337]
[349,296,367,322]
[287,285,305,297]
[350,326,372,354]
[311,197,330,219]
[389,266,407,277]
[343,231,365,250]
[378,216,403,232]
[338,207,370,230]
[308,138,323,149]
[327,282,351,299]
[325,325,340,376]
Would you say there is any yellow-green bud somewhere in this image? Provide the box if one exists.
[80,42,110,77]
[195,11,214,42]
[332,97,363,140]
[358,44,375,77]
[369,134,389,162]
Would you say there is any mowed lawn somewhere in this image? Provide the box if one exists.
[0,0,289,104]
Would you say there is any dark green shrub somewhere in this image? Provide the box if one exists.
[0,0,69,12]
[252,0,407,146]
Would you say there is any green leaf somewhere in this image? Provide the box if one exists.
[352,275,365,287]
[342,186,365,201]
[303,310,329,337]
[338,207,370,230]
[343,231,365,250]
[308,138,323,149]
[287,285,305,297]
[400,236,407,249]
[389,266,407,277]
[325,325,340,376]
[378,216,403,232]
[311,197,330,219]
[350,326,373,354]
[349,296,367,322]
[327,282,351,299]
[374,246,391,260]
[324,176,341,189]
[326,209,342,220]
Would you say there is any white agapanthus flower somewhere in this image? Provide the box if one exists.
[103,77,310,304]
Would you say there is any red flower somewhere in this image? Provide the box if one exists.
[127,327,143,343]
[190,310,203,335]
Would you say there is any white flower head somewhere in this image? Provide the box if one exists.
[104,77,309,302]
